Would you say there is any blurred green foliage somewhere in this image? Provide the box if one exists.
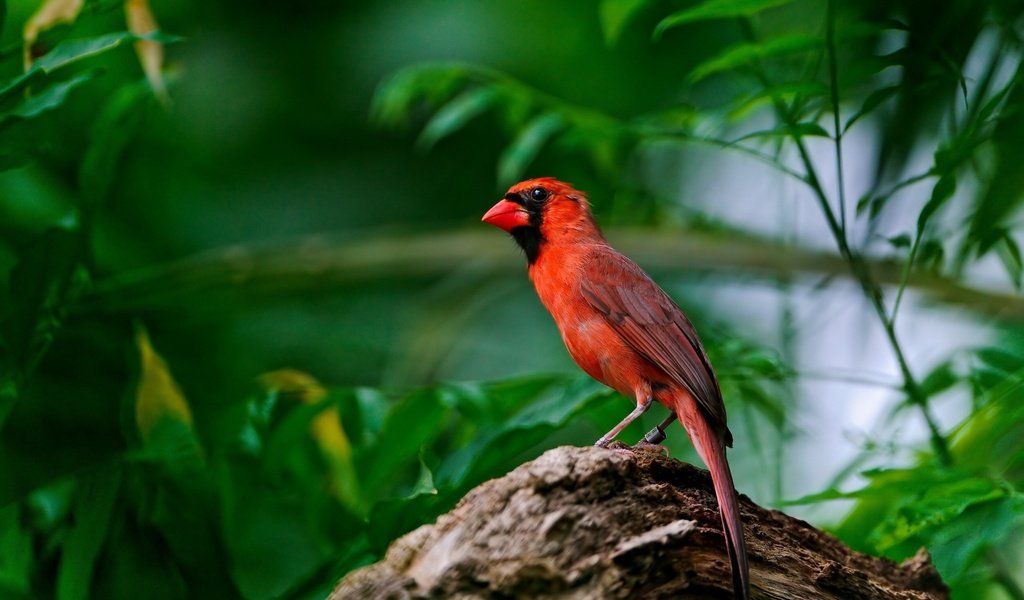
[0,0,1023,598]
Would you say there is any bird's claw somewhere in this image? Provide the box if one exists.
[633,440,670,456]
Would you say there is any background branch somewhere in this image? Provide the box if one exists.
[82,228,1024,319]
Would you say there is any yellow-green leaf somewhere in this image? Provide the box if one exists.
[22,0,85,70]
[258,369,359,508]
[135,325,194,442]
[125,0,168,103]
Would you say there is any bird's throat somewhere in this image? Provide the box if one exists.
[510,226,542,264]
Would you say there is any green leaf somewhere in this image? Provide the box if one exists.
[917,238,945,272]
[0,32,166,101]
[927,495,1024,583]
[0,505,31,595]
[917,174,956,236]
[734,121,830,142]
[359,388,448,491]
[975,348,1024,378]
[600,0,652,44]
[496,112,563,186]
[435,377,607,492]
[2,71,94,123]
[688,34,821,83]
[886,233,911,249]
[726,81,829,121]
[56,464,122,600]
[1,228,86,379]
[366,458,439,551]
[919,360,959,398]
[221,488,325,600]
[872,476,1006,552]
[843,85,899,133]
[371,64,467,128]
[78,82,150,209]
[34,32,142,73]
[997,231,1023,289]
[688,35,823,82]
[654,0,795,39]
[417,86,498,150]
[445,375,564,428]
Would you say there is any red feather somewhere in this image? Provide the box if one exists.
[484,178,751,599]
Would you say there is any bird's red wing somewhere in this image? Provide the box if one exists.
[580,250,730,440]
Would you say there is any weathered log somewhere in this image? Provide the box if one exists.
[331,445,947,599]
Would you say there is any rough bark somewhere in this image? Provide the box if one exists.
[330,445,948,600]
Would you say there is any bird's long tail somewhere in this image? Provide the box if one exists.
[673,393,750,600]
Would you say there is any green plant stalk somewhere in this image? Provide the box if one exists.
[825,0,848,234]
[738,17,954,467]
[889,235,921,323]
[790,133,953,466]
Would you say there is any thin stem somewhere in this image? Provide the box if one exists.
[738,18,953,465]
[646,131,808,183]
[826,0,848,235]
[741,12,954,462]
[791,134,953,466]
[876,169,936,200]
[889,235,921,323]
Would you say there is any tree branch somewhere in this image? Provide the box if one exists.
[79,229,1024,320]
[330,446,948,599]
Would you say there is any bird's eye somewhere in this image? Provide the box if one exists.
[530,187,549,202]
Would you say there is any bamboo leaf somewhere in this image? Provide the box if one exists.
[734,121,830,142]
[655,0,795,39]
[688,34,822,83]
[997,232,1022,289]
[496,113,563,186]
[371,64,466,128]
[917,238,945,272]
[417,86,498,150]
[886,233,912,249]
[727,81,828,121]
[919,360,959,398]
[844,85,899,133]
[917,174,956,236]
[600,0,651,44]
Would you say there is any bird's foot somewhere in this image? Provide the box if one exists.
[633,440,670,456]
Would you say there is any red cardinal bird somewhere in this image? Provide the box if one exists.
[482,177,750,599]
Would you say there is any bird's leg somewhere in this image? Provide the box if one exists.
[594,396,654,448]
[638,413,677,446]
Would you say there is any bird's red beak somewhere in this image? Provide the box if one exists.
[482,199,530,232]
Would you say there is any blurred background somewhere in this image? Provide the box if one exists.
[0,0,1022,598]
